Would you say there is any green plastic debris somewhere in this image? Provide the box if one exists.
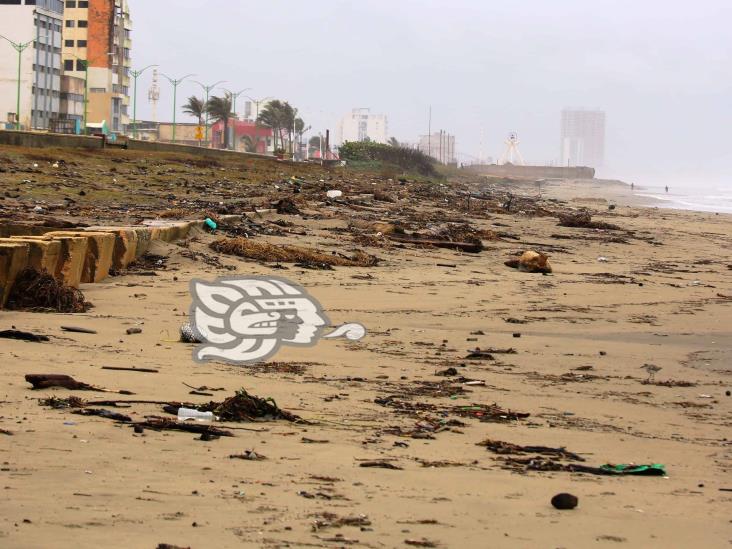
[600,463,666,476]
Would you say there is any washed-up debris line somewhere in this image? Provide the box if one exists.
[25,374,125,393]
[477,438,585,461]
[210,237,378,267]
[6,268,91,313]
[311,513,371,531]
[557,210,620,230]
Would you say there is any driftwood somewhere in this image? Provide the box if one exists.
[386,234,483,253]
[137,417,233,437]
[25,374,103,391]
[0,329,49,342]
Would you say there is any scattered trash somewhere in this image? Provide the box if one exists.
[551,493,578,510]
[125,327,142,335]
[326,189,343,199]
[162,388,303,423]
[204,217,217,232]
[179,322,201,343]
[0,329,49,342]
[229,450,266,461]
[558,210,620,230]
[5,268,91,313]
[504,250,552,273]
[101,366,159,373]
[597,256,609,262]
[177,407,216,422]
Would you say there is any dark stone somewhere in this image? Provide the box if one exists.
[551,493,578,510]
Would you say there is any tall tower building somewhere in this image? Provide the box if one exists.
[61,0,132,135]
[560,109,605,168]
[0,0,65,130]
[336,108,388,145]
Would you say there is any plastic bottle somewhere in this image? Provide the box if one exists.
[177,407,215,422]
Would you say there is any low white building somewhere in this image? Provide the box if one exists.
[0,0,65,130]
[336,108,388,144]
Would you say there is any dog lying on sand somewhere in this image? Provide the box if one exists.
[504,250,552,274]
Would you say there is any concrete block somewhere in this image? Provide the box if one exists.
[47,236,88,287]
[45,231,115,283]
[0,242,30,307]
[2,237,63,276]
[86,227,139,269]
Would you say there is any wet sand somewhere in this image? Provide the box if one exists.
[1,172,731,548]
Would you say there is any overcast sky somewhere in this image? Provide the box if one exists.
[128,0,731,186]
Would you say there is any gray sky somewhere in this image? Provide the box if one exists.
[129,0,731,186]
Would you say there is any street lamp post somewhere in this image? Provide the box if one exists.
[0,34,34,130]
[161,73,195,143]
[194,80,225,145]
[130,64,157,139]
[220,87,251,118]
[245,95,272,154]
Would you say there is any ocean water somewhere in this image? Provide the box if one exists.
[634,184,732,214]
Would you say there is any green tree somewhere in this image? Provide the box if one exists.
[241,134,258,153]
[206,93,233,149]
[182,96,206,126]
[388,137,400,147]
[257,99,297,152]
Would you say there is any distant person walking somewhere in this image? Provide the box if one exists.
[631,182,634,190]
[665,185,669,193]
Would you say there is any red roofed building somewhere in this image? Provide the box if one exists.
[210,118,274,154]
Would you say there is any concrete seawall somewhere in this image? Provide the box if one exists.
[465,164,595,180]
[0,130,104,150]
[0,219,203,307]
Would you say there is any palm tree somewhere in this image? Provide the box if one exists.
[182,96,206,126]
[257,100,297,152]
[206,93,233,149]
[388,137,400,147]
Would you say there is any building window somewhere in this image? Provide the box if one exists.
[64,59,74,71]
[78,20,88,28]
[75,59,86,71]
[66,0,76,6]
[64,39,74,47]
[79,0,88,6]
[77,40,87,47]
[65,20,75,27]
[90,88,106,93]
[0,1,22,5]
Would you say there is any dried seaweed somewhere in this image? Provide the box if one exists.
[477,438,585,461]
[210,237,378,267]
[6,268,91,313]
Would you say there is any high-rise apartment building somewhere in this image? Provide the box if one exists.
[418,132,456,164]
[560,109,605,168]
[336,108,388,144]
[0,0,65,130]
[61,0,132,134]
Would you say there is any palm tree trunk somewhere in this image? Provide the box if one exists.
[223,117,229,149]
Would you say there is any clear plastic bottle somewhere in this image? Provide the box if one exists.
[177,407,215,422]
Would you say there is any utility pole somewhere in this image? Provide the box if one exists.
[427,105,432,157]
[194,80,226,144]
[0,34,34,130]
[130,64,157,139]
[161,73,195,143]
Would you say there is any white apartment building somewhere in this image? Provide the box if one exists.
[336,108,388,144]
[560,109,605,168]
[418,132,456,164]
[0,0,65,130]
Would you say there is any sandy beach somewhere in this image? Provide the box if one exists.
[1,147,730,548]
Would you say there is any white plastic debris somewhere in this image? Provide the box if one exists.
[597,256,608,262]
[52,162,59,168]
[326,190,343,199]
[33,205,44,213]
